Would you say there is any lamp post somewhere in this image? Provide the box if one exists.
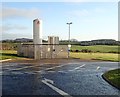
[66,22,72,58]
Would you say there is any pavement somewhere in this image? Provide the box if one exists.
[1,59,120,97]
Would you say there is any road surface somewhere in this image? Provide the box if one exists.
[1,60,120,97]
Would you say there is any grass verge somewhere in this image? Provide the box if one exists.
[70,52,119,62]
[71,45,119,53]
[102,69,120,90]
[0,50,24,60]
[0,50,119,62]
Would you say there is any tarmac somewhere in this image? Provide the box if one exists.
[1,59,120,97]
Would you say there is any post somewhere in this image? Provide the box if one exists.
[69,24,70,44]
[66,22,72,58]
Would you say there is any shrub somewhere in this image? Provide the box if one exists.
[81,49,92,53]
[75,50,79,52]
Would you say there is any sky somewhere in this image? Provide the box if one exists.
[1,1,118,41]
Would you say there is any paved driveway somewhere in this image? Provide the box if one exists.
[1,60,120,96]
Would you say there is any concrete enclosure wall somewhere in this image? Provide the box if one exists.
[17,44,68,59]
[17,44,34,58]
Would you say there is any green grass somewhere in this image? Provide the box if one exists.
[71,45,119,53]
[102,69,120,89]
[70,52,119,62]
[1,44,119,62]
[1,50,119,62]
[0,50,23,60]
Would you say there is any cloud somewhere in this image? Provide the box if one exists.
[1,24,28,32]
[1,7,40,19]
[1,24,30,40]
[2,32,32,40]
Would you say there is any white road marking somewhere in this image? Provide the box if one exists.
[24,72,36,74]
[68,70,74,72]
[96,66,100,70]
[11,72,24,75]
[74,64,86,70]
[2,63,32,67]
[45,64,67,71]
[68,64,86,72]
[2,71,23,75]
[42,79,72,97]
[48,71,55,73]
[55,65,63,68]
[3,63,69,72]
[44,78,54,84]
[34,70,47,74]
[2,63,19,67]
[58,71,67,73]
[6,64,41,71]
[35,71,42,73]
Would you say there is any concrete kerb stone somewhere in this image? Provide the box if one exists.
[0,59,12,63]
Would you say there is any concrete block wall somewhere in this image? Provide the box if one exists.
[17,44,68,59]
[17,44,34,58]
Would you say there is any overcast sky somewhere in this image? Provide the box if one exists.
[1,1,118,41]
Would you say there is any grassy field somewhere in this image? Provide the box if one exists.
[0,50,22,60]
[2,43,18,50]
[0,44,119,61]
[70,52,119,62]
[1,50,118,62]
[102,69,120,89]
[70,45,119,62]
[71,45,119,53]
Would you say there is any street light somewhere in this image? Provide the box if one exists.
[66,22,72,58]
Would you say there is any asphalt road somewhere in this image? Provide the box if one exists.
[1,60,120,97]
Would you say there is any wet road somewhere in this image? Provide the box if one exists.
[1,61,120,96]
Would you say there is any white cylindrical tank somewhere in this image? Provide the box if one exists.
[33,19,42,44]
[48,36,59,44]
[54,36,59,44]
[48,36,53,44]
